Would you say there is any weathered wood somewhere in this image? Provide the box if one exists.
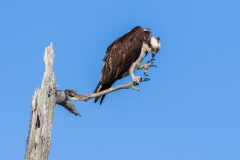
[66,81,135,101]
[63,78,150,101]
[25,43,56,160]
[56,90,81,116]
[25,88,39,159]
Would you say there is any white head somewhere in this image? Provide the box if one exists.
[143,28,161,56]
[151,37,161,52]
[148,36,161,57]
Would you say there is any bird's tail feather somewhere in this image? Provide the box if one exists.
[94,82,114,105]
[94,81,102,93]
[94,82,102,103]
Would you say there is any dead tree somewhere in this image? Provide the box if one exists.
[24,43,147,160]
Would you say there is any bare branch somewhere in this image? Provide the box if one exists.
[67,81,135,101]
[52,82,136,116]
[55,90,81,116]
[66,78,151,102]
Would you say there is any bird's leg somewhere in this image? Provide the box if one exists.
[137,59,157,76]
[129,61,151,86]
[129,62,142,85]
[132,78,150,91]
[131,75,142,85]
[131,77,150,91]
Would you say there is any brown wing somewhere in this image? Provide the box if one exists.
[101,26,144,83]
[94,26,146,104]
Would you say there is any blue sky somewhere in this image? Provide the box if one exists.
[0,1,240,159]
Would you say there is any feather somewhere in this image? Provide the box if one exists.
[94,26,152,104]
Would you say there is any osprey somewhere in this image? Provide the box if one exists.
[94,26,161,104]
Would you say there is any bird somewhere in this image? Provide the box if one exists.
[94,26,161,104]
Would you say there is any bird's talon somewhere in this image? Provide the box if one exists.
[133,82,139,86]
[141,78,151,82]
[150,65,157,68]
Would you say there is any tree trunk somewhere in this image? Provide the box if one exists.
[25,43,56,160]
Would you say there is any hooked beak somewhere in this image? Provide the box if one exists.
[151,46,160,58]
[152,53,155,58]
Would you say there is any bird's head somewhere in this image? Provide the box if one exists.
[149,36,161,58]
[144,28,161,58]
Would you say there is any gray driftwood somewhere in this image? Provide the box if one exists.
[25,43,57,160]
[25,43,146,160]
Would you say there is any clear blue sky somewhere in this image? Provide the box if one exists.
[0,1,239,160]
